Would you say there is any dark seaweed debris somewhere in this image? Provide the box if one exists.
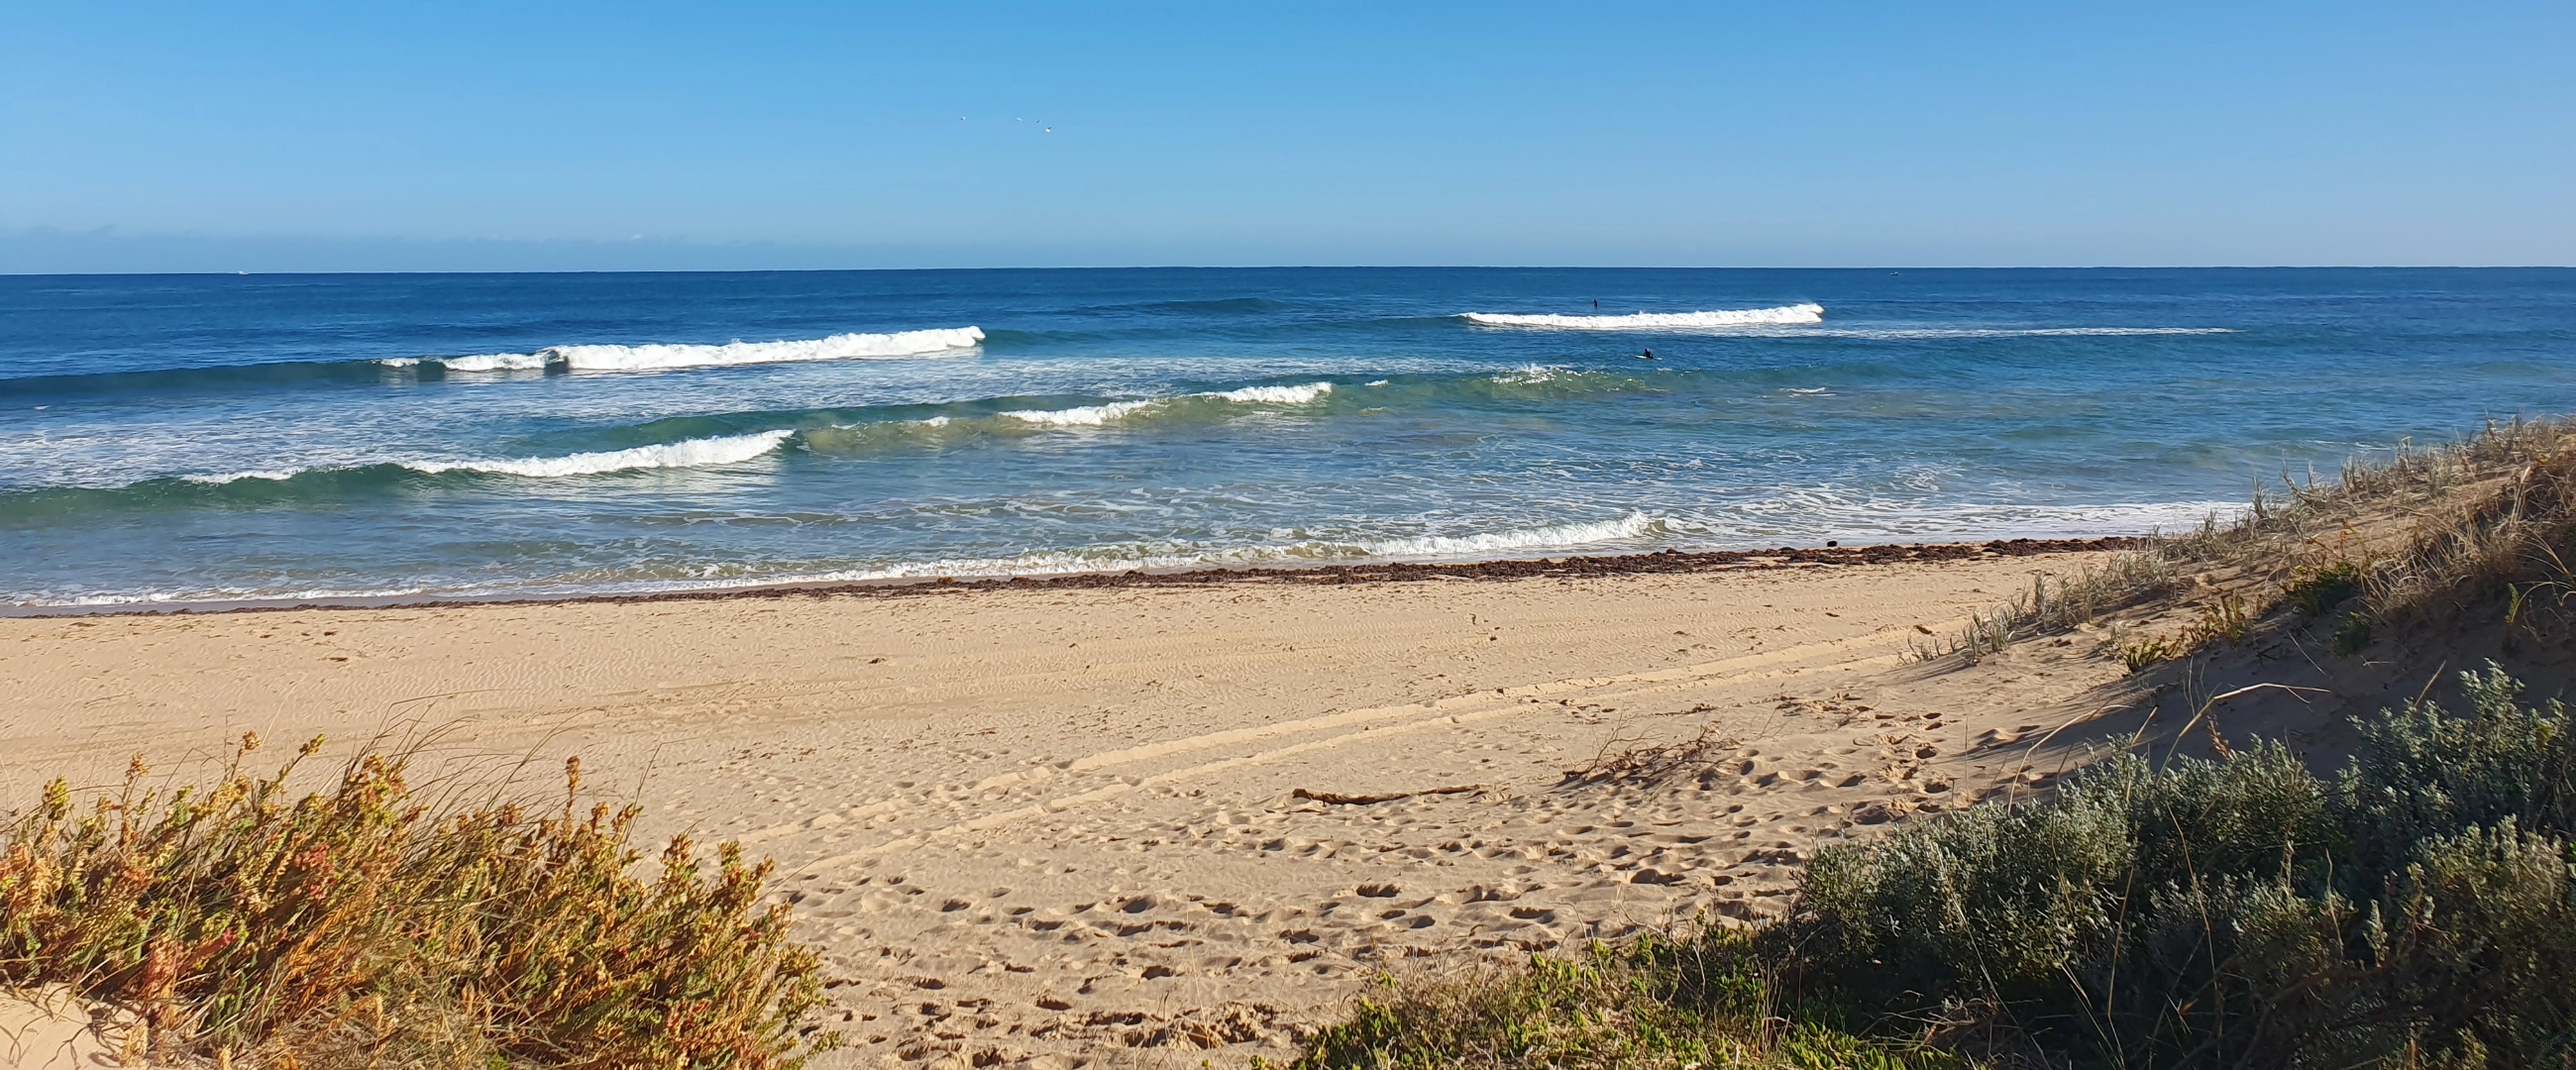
[623,537,2144,599]
[72,537,2142,617]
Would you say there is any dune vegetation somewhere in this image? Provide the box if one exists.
[0,742,836,1069]
[1295,420,2576,1070]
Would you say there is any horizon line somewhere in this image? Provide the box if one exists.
[8,264,2574,278]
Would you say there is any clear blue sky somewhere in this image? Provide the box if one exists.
[4,1,2570,271]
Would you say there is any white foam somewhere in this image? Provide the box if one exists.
[376,352,552,373]
[1491,365,1565,384]
[1463,304,1825,330]
[662,512,1663,588]
[1000,400,1161,427]
[38,585,434,607]
[1358,512,1657,557]
[443,353,553,373]
[385,327,984,374]
[402,430,795,478]
[1210,381,1334,404]
[1001,381,1335,427]
[1702,495,2250,542]
[549,327,985,371]
[180,469,307,484]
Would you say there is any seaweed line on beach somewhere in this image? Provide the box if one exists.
[33,537,2149,619]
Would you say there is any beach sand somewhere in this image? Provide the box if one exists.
[1,545,2234,1067]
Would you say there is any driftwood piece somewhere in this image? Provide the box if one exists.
[1291,785,1480,805]
[1563,723,1739,786]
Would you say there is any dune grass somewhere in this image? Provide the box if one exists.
[0,737,835,1069]
[1298,420,2576,1069]
[1907,418,2576,674]
[2165,417,2576,657]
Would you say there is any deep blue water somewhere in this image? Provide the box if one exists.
[1,268,2570,607]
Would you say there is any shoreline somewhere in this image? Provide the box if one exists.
[0,535,2147,618]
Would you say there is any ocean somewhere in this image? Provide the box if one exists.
[2,268,2570,609]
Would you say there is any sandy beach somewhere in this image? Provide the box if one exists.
[6,0,2563,1056]
[0,542,2251,1067]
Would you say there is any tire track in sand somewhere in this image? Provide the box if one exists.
[788,619,1952,874]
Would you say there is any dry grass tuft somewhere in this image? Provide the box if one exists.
[1914,553,2183,665]
[1925,417,2576,669]
[0,737,836,1069]
[2186,417,2576,640]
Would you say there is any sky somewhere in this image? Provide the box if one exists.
[3,1,2571,271]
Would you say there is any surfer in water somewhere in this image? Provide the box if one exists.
[1637,348,1658,361]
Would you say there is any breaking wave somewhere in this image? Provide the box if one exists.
[381,327,984,374]
[1462,304,1825,330]
[999,381,1333,428]
[399,430,796,477]
[179,430,796,485]
[405,353,551,373]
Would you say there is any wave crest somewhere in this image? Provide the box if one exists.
[1000,400,1161,428]
[1462,304,1824,330]
[384,327,984,374]
[1001,381,1334,428]
[178,430,797,485]
[403,430,796,477]
[384,352,551,373]
[1208,381,1335,405]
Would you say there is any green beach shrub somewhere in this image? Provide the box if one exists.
[1292,929,1958,1070]
[1788,663,2576,1069]
[1788,744,2342,1064]
[1300,665,2576,1069]
[2285,559,2368,617]
[2341,665,2576,868]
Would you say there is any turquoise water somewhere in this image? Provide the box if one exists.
[2,268,2571,607]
